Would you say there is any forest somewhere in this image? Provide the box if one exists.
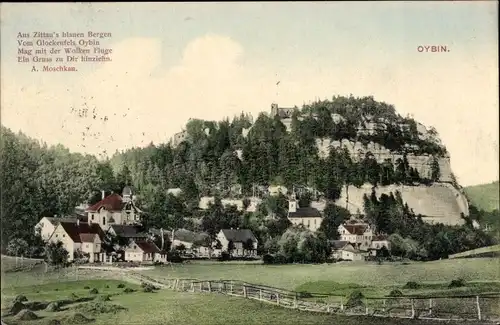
[1,95,496,261]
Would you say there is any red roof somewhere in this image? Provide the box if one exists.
[343,224,369,236]
[57,221,105,243]
[134,241,161,254]
[87,194,124,212]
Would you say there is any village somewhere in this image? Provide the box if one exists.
[34,185,391,265]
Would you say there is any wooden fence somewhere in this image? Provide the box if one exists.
[127,272,500,323]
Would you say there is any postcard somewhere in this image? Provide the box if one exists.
[1,2,498,325]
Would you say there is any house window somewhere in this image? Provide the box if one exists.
[91,214,94,220]
[40,222,44,227]
[86,244,89,248]
[55,234,58,238]
[103,216,106,226]
[63,234,66,237]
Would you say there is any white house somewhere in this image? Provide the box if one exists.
[330,240,365,261]
[124,240,165,263]
[338,223,373,251]
[86,187,143,232]
[35,215,87,240]
[47,219,106,262]
[370,235,391,256]
[268,185,288,196]
[217,229,258,257]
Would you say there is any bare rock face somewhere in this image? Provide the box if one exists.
[335,183,469,226]
[315,138,453,183]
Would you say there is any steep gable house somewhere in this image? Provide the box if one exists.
[35,215,86,240]
[48,220,106,262]
[86,187,142,232]
[330,240,364,261]
[107,224,149,243]
[124,240,165,263]
[338,223,373,251]
[217,229,258,257]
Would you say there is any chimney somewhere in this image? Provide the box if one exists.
[101,190,105,200]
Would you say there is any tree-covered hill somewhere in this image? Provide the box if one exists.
[465,181,499,212]
[1,95,487,257]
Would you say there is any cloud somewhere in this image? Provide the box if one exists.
[1,33,498,186]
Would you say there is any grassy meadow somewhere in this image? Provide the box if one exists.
[142,258,500,295]
[1,256,499,324]
[0,279,492,325]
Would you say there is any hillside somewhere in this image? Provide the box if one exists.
[465,181,500,212]
[160,96,469,225]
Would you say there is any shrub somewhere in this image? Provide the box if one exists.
[105,285,109,288]
[89,288,99,294]
[273,254,288,264]
[449,278,466,288]
[123,288,135,293]
[117,283,126,288]
[345,290,365,308]
[84,286,90,289]
[96,295,111,302]
[13,295,28,303]
[167,250,183,263]
[218,251,230,261]
[403,281,420,289]
[297,291,313,298]
[388,289,403,297]
[262,254,274,264]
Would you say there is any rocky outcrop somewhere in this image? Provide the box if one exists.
[335,183,469,226]
[315,138,453,183]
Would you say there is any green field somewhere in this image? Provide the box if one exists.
[0,279,491,325]
[465,181,500,212]
[2,257,499,324]
[142,258,500,294]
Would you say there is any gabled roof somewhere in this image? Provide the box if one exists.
[172,229,209,244]
[44,216,86,226]
[220,229,256,243]
[288,207,322,218]
[86,193,142,213]
[109,224,148,238]
[55,221,105,243]
[342,224,369,236]
[79,233,98,243]
[329,240,350,250]
[128,240,161,254]
[87,194,124,212]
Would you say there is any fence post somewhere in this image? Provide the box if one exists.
[208,281,212,292]
[476,296,481,320]
[294,292,298,309]
[411,299,415,319]
[181,280,185,291]
[428,298,432,316]
[243,285,247,298]
[199,282,202,292]
[191,282,194,293]
[340,297,344,311]
[259,289,262,301]
[327,304,330,313]
[277,293,280,306]
[230,281,233,294]
[365,299,369,315]
[174,279,179,291]
[383,299,386,313]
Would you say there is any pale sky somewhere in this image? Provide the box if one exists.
[1,2,498,186]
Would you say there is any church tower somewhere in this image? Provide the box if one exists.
[288,188,298,213]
